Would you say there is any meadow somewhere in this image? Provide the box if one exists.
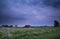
[0,27,60,39]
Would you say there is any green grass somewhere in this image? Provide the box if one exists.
[0,27,60,39]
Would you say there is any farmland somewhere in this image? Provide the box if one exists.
[0,27,60,39]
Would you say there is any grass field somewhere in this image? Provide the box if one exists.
[0,27,60,39]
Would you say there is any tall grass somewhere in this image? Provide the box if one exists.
[0,27,60,39]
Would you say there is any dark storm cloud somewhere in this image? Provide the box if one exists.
[18,0,60,8]
[0,0,7,9]
[1,0,60,8]
[0,0,60,26]
[43,0,60,8]
[0,13,27,24]
[0,0,27,24]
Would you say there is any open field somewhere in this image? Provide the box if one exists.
[0,27,60,39]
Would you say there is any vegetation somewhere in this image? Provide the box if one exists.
[0,27,60,39]
[24,25,31,28]
[54,20,60,27]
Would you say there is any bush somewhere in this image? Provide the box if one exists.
[24,25,31,28]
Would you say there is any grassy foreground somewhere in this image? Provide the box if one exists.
[0,27,60,39]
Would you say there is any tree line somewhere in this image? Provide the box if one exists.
[0,20,60,28]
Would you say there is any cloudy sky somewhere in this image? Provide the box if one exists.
[0,0,60,26]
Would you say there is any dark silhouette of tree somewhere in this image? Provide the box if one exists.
[15,25,17,28]
[24,25,30,28]
[9,25,13,27]
[2,25,13,27]
[2,25,9,27]
[54,20,59,27]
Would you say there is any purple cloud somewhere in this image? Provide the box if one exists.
[0,0,60,26]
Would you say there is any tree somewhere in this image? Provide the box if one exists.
[2,25,9,27]
[9,25,13,27]
[15,25,17,28]
[24,25,30,28]
[54,20,59,27]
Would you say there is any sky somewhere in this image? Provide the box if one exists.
[0,0,60,27]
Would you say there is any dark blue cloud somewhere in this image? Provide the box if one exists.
[0,12,27,25]
[0,0,60,26]
[43,0,60,8]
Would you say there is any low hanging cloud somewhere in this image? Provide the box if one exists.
[0,0,60,26]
